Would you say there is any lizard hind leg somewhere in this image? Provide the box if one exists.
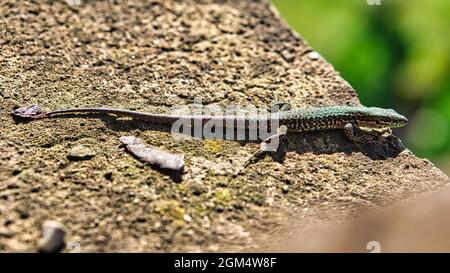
[244,125,288,167]
[270,102,292,113]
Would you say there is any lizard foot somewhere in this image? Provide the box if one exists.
[270,102,292,113]
[244,125,288,167]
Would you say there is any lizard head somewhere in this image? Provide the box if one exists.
[357,107,408,129]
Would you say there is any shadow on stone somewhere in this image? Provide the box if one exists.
[286,127,405,160]
[19,113,405,161]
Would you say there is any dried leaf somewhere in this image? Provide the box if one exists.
[119,136,184,171]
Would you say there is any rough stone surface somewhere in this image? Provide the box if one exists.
[0,0,448,252]
[275,185,450,252]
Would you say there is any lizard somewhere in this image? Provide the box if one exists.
[11,103,408,166]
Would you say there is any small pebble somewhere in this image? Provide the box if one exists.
[68,145,95,161]
[308,51,320,60]
[281,49,295,62]
[282,185,289,194]
[38,221,66,253]
[183,214,192,222]
[98,134,108,142]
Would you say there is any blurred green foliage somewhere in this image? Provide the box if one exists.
[272,0,450,172]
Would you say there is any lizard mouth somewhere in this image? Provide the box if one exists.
[391,120,408,128]
[357,117,408,129]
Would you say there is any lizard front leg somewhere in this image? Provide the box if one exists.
[244,125,288,167]
[344,123,356,142]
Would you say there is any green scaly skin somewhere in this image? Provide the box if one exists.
[278,106,408,131]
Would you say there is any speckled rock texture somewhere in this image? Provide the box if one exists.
[0,0,448,252]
